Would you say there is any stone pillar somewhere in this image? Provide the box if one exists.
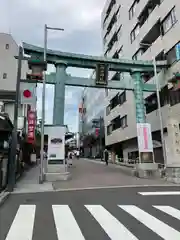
[53,61,67,125]
[166,118,180,183]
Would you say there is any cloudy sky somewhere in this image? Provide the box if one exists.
[1,0,106,132]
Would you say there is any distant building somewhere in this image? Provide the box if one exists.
[0,33,28,125]
[101,0,180,163]
[78,71,106,158]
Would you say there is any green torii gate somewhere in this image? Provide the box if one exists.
[23,42,167,126]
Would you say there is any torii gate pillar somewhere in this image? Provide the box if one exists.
[131,72,157,177]
[53,61,67,125]
[131,72,146,123]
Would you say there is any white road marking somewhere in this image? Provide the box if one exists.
[138,191,180,196]
[153,205,180,220]
[85,205,138,240]
[5,205,36,240]
[52,205,85,240]
[119,205,180,240]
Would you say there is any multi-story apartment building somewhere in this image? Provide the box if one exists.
[78,71,106,158]
[102,0,180,164]
[0,33,28,125]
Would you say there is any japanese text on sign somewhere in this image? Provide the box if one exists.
[27,111,36,144]
[96,63,108,86]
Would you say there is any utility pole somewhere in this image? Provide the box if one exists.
[8,46,23,192]
[99,116,103,161]
[40,24,64,183]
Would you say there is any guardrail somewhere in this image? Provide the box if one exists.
[109,158,165,169]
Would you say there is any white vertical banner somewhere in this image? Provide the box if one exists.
[47,126,66,161]
[137,123,153,153]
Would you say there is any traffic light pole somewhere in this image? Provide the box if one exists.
[8,46,23,192]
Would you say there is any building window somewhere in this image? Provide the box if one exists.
[112,72,121,81]
[129,0,139,20]
[130,24,139,43]
[166,43,179,65]
[119,91,126,104]
[5,44,9,49]
[118,45,123,57]
[106,105,111,115]
[107,124,113,135]
[121,115,127,128]
[145,93,158,114]
[112,115,121,131]
[110,93,119,109]
[128,151,139,160]
[161,7,177,35]
[3,73,7,79]
[169,89,180,106]
[132,49,143,60]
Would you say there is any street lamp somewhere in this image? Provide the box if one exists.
[40,24,64,184]
[140,42,167,167]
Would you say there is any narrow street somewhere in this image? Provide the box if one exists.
[1,158,180,239]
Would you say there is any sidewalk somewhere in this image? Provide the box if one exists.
[13,165,53,194]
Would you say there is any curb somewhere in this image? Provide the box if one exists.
[0,191,10,207]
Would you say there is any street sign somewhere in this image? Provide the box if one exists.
[95,63,108,86]
[20,82,36,105]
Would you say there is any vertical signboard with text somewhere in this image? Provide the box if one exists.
[137,123,154,163]
[27,110,36,144]
[95,63,108,86]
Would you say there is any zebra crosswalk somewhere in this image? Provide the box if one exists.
[3,204,180,240]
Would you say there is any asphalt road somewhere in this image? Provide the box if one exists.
[1,185,180,240]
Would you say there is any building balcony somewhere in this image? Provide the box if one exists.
[140,35,163,61]
[104,23,117,50]
[103,3,118,35]
[130,5,161,54]
[107,41,118,57]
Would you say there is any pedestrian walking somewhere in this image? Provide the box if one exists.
[104,149,109,165]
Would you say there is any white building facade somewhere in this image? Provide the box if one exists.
[102,0,180,165]
[0,33,29,127]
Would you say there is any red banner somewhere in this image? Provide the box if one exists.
[95,128,99,137]
[27,110,36,144]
